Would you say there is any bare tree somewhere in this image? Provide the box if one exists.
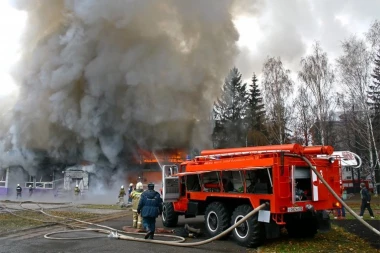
[291,85,314,146]
[336,36,378,195]
[298,42,335,146]
[261,57,293,144]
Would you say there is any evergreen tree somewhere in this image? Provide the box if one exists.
[246,73,267,146]
[213,67,247,148]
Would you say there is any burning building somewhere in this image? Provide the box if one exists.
[126,148,188,186]
[0,0,243,196]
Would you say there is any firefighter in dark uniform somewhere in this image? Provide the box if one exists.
[128,183,133,204]
[16,184,22,199]
[359,183,375,219]
[137,183,163,239]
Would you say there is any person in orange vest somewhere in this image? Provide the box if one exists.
[130,182,144,229]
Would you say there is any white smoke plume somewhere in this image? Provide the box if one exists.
[3,0,242,168]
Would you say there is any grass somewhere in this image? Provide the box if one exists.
[329,202,380,220]
[0,210,102,234]
[253,196,380,252]
[254,225,376,253]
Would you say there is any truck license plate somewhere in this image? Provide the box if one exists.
[287,206,303,212]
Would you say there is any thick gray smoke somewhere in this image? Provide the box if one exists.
[3,0,241,169]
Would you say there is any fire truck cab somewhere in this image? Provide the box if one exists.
[161,144,342,248]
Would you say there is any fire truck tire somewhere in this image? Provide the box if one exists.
[204,202,230,238]
[162,202,178,227]
[231,205,263,248]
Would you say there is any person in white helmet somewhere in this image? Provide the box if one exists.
[29,185,34,197]
[74,184,81,200]
[128,183,134,204]
[130,182,144,229]
[118,185,126,207]
[16,184,22,199]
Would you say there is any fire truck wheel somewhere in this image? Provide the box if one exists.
[162,202,178,227]
[231,205,263,248]
[204,202,230,238]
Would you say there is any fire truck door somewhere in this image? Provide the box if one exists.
[162,165,180,202]
[311,168,328,201]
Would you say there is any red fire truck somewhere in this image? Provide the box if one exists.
[161,144,342,247]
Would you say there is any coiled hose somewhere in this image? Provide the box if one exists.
[43,202,269,247]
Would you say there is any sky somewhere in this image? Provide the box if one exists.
[234,0,380,81]
[0,0,379,96]
[0,0,25,97]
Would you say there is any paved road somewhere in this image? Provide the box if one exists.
[0,213,252,253]
[1,206,378,253]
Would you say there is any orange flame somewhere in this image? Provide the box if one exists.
[135,149,186,164]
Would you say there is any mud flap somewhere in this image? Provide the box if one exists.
[265,221,280,239]
[316,210,331,232]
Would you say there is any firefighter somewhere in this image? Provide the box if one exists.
[29,185,34,197]
[128,183,133,204]
[16,184,22,199]
[74,185,81,199]
[118,185,126,206]
[335,185,346,219]
[359,183,375,219]
[137,183,163,239]
[130,182,144,229]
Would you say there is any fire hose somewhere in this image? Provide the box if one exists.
[43,202,269,247]
[1,200,268,245]
[4,153,378,245]
[287,153,380,237]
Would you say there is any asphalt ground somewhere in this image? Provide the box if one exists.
[0,212,250,253]
[0,195,379,253]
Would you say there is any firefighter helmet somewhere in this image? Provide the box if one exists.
[17,184,20,186]
[129,183,133,187]
[121,185,124,189]
[136,182,143,190]
[76,185,78,187]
